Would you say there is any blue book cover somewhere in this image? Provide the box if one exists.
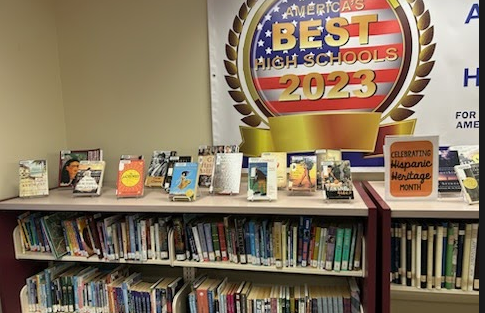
[169,162,199,200]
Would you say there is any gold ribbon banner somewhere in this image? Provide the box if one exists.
[240,112,382,156]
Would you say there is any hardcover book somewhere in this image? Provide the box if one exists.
[58,148,103,187]
[321,160,354,200]
[288,155,317,192]
[19,159,49,198]
[116,155,145,198]
[247,157,278,201]
[384,135,439,200]
[169,162,200,201]
[210,152,243,195]
[145,150,176,187]
[261,152,288,189]
[454,163,479,204]
[41,212,79,259]
[72,160,106,196]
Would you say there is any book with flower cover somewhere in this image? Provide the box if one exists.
[19,159,49,198]
[116,155,145,198]
[169,162,200,201]
[72,160,106,196]
[209,152,243,195]
[454,163,479,204]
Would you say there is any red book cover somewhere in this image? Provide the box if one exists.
[116,156,145,198]
[217,221,229,261]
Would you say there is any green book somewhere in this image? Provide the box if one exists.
[444,222,457,289]
[211,221,222,261]
[333,226,345,272]
[341,224,353,271]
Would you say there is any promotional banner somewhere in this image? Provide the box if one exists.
[208,0,479,167]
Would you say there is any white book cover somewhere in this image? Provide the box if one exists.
[210,152,243,194]
[247,157,278,201]
[454,163,479,204]
[384,135,439,201]
[261,152,287,189]
[72,160,106,196]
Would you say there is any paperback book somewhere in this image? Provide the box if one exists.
[58,148,103,187]
[449,145,479,164]
[19,159,49,198]
[197,145,216,188]
[384,135,439,201]
[209,152,243,195]
[438,147,462,194]
[116,155,145,198]
[454,163,479,204]
[72,160,106,196]
[145,150,176,187]
[169,162,200,201]
[164,155,192,192]
[247,157,278,201]
[321,160,354,200]
[261,151,287,189]
[288,154,317,192]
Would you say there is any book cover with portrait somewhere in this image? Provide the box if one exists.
[72,160,106,196]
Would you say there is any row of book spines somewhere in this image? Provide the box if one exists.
[26,263,183,313]
[390,220,479,291]
[189,277,360,313]
[18,212,172,262]
[175,216,364,272]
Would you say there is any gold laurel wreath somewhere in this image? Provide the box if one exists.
[224,0,435,126]
[383,0,435,122]
[224,0,265,128]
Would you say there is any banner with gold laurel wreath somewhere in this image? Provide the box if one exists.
[208,0,479,166]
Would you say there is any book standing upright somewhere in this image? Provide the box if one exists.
[72,160,106,197]
[19,159,49,198]
[247,157,278,201]
[288,155,317,193]
[116,155,145,198]
[209,152,243,195]
[169,162,200,201]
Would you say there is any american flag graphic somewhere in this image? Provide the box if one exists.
[249,0,404,115]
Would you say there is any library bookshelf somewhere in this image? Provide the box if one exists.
[0,181,377,313]
[362,181,479,313]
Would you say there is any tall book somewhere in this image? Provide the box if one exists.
[197,146,216,188]
[41,212,79,259]
[261,152,288,189]
[145,150,175,187]
[19,159,49,198]
[72,160,106,197]
[288,154,317,192]
[58,148,103,187]
[168,162,200,201]
[438,147,462,194]
[210,152,243,195]
[467,222,479,291]
[455,222,467,289]
[454,163,479,204]
[116,155,145,198]
[383,135,439,200]
[247,157,278,201]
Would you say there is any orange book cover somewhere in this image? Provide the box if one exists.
[116,156,145,198]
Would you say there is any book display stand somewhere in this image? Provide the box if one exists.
[247,194,274,202]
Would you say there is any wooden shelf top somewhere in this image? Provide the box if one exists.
[366,181,479,219]
[0,182,373,217]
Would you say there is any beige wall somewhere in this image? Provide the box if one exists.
[0,0,66,199]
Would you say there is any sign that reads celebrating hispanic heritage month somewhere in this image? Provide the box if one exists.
[384,135,439,200]
[208,0,479,166]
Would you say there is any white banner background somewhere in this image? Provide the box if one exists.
[208,0,479,166]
